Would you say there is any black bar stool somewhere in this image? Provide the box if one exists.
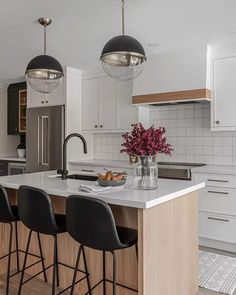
[17,185,91,295]
[0,185,46,295]
[66,195,138,295]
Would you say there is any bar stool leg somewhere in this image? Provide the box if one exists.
[103,251,106,295]
[37,232,48,283]
[18,230,32,295]
[135,243,138,260]
[54,235,60,287]
[70,245,82,295]
[15,221,20,272]
[111,251,116,295]
[52,235,58,295]
[81,246,92,295]
[6,223,13,295]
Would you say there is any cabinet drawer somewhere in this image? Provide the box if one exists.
[199,212,236,243]
[199,187,236,215]
[195,173,236,188]
[0,161,8,176]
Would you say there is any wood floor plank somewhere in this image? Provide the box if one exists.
[1,246,236,295]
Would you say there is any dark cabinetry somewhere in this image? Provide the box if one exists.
[0,161,8,176]
[8,82,27,135]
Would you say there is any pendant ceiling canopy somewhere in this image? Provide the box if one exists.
[25,17,64,94]
[100,0,147,81]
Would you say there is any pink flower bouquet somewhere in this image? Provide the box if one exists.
[121,123,173,156]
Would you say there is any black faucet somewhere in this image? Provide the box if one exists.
[57,133,87,180]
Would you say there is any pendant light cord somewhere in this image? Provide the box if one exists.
[44,25,47,55]
[122,0,125,35]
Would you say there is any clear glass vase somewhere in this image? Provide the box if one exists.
[134,156,158,190]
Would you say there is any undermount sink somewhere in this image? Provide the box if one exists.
[66,174,98,181]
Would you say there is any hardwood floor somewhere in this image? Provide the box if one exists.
[0,246,236,295]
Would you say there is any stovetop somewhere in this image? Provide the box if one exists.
[157,162,206,170]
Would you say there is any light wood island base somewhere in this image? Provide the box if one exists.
[0,189,198,295]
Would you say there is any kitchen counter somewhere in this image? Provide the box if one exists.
[0,170,204,209]
[192,164,236,175]
[0,156,26,162]
[0,171,203,295]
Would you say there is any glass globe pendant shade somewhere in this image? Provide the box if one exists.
[101,35,146,81]
[26,55,64,94]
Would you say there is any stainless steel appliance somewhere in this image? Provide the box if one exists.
[158,162,206,180]
[8,162,26,175]
[26,106,65,173]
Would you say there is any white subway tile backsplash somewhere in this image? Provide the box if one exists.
[93,103,236,166]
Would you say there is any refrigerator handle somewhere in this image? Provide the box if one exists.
[41,116,49,166]
[38,116,41,165]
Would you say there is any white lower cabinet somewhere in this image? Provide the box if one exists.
[199,212,236,244]
[193,171,236,250]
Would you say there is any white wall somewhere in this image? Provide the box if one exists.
[93,103,236,166]
[0,87,19,156]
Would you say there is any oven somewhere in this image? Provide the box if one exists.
[8,162,26,175]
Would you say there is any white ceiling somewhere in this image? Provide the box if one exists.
[0,0,236,86]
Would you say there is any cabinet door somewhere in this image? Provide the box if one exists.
[8,88,19,134]
[212,56,236,129]
[7,82,26,135]
[100,77,117,130]
[82,78,100,131]
[117,81,136,129]
[27,81,64,108]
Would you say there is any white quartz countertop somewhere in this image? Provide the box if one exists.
[0,171,204,209]
[69,159,133,169]
[192,165,236,175]
[0,156,26,162]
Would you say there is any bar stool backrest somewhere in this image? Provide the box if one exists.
[18,185,59,235]
[0,185,15,223]
[66,195,121,251]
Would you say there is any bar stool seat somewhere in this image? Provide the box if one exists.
[9,206,19,221]
[54,214,67,233]
[0,205,19,223]
[116,226,138,249]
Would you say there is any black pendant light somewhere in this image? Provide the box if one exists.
[25,18,64,94]
[100,0,147,81]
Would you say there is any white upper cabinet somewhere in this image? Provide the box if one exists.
[82,78,100,130]
[100,77,117,130]
[117,81,137,129]
[211,41,236,131]
[27,67,84,108]
[82,72,137,132]
[27,79,65,108]
[133,46,209,96]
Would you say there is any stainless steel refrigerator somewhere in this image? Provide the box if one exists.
[26,106,65,173]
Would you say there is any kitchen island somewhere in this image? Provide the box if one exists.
[0,171,204,295]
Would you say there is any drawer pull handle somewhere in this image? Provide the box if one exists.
[208,190,229,195]
[208,217,229,222]
[207,179,229,183]
[0,169,5,173]
[81,169,95,173]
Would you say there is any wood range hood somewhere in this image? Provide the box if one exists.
[132,88,212,106]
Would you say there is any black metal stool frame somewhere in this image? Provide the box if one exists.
[18,230,91,295]
[80,248,138,295]
[0,221,48,295]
